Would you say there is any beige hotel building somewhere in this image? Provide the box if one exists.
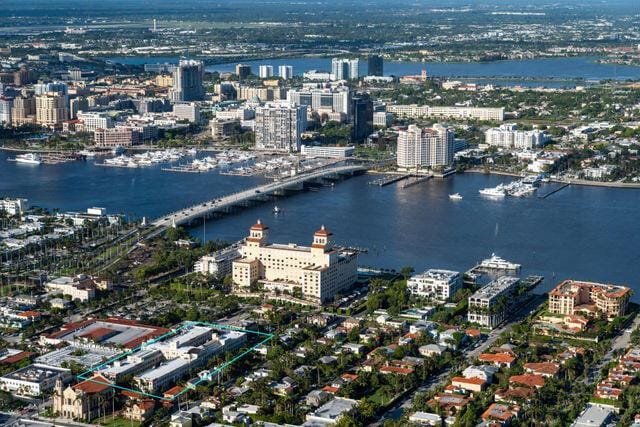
[232,221,358,304]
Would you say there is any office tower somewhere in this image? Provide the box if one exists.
[0,97,12,124]
[367,55,384,76]
[351,94,373,143]
[235,64,252,80]
[68,68,83,81]
[11,96,36,126]
[331,58,359,80]
[396,124,455,168]
[36,93,68,128]
[254,101,307,152]
[69,97,89,119]
[259,65,274,79]
[286,87,351,115]
[279,65,293,80]
[169,60,205,102]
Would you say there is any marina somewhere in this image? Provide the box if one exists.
[479,175,542,199]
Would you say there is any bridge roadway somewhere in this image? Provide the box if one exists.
[151,164,366,230]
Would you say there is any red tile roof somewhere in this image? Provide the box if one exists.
[509,374,545,388]
[73,375,112,394]
[479,353,516,365]
[0,351,34,365]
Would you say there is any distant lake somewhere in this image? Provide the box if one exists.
[102,55,640,87]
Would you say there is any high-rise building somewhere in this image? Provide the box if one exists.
[287,87,351,116]
[331,58,359,80]
[235,64,252,80]
[169,60,205,102]
[0,97,12,124]
[367,55,383,76]
[351,94,373,143]
[279,65,294,80]
[254,101,307,152]
[396,124,455,169]
[13,66,35,86]
[467,276,521,329]
[11,96,36,126]
[259,65,274,79]
[36,93,68,128]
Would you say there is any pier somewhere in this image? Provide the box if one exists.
[401,174,433,189]
[538,182,570,199]
[150,163,367,233]
[368,174,411,187]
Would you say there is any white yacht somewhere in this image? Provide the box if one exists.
[449,193,463,200]
[480,253,521,270]
[479,186,506,198]
[14,153,42,165]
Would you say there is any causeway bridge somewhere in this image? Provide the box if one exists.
[150,163,367,231]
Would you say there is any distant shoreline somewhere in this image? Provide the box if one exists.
[464,168,640,189]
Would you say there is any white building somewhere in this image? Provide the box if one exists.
[232,221,358,304]
[279,65,294,80]
[287,87,350,116]
[254,101,307,152]
[305,397,358,425]
[259,65,274,78]
[0,97,13,124]
[408,412,442,426]
[387,104,504,121]
[396,124,455,169]
[331,58,359,80]
[485,124,547,149]
[303,70,333,81]
[467,276,521,328]
[0,198,29,215]
[45,275,112,302]
[194,245,241,277]
[172,102,201,123]
[373,111,392,127]
[300,145,355,158]
[407,269,462,302]
[77,111,114,132]
[0,364,71,396]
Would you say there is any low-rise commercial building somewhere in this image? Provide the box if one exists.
[300,145,355,158]
[0,363,71,396]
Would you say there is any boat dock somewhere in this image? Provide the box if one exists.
[538,183,570,199]
[368,174,410,187]
[161,166,206,173]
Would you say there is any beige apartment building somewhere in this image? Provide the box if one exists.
[548,280,631,319]
[36,93,68,127]
[232,221,358,304]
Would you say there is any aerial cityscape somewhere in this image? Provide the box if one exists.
[1,0,640,426]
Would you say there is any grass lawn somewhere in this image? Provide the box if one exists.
[94,415,140,427]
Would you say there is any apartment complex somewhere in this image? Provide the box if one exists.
[259,65,274,78]
[279,65,294,80]
[36,93,68,127]
[331,58,359,80]
[396,124,455,169]
[485,124,548,149]
[0,198,29,215]
[11,96,36,126]
[468,276,521,328]
[254,101,307,152]
[232,221,358,304]
[407,269,463,302]
[548,280,631,319]
[387,104,504,121]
